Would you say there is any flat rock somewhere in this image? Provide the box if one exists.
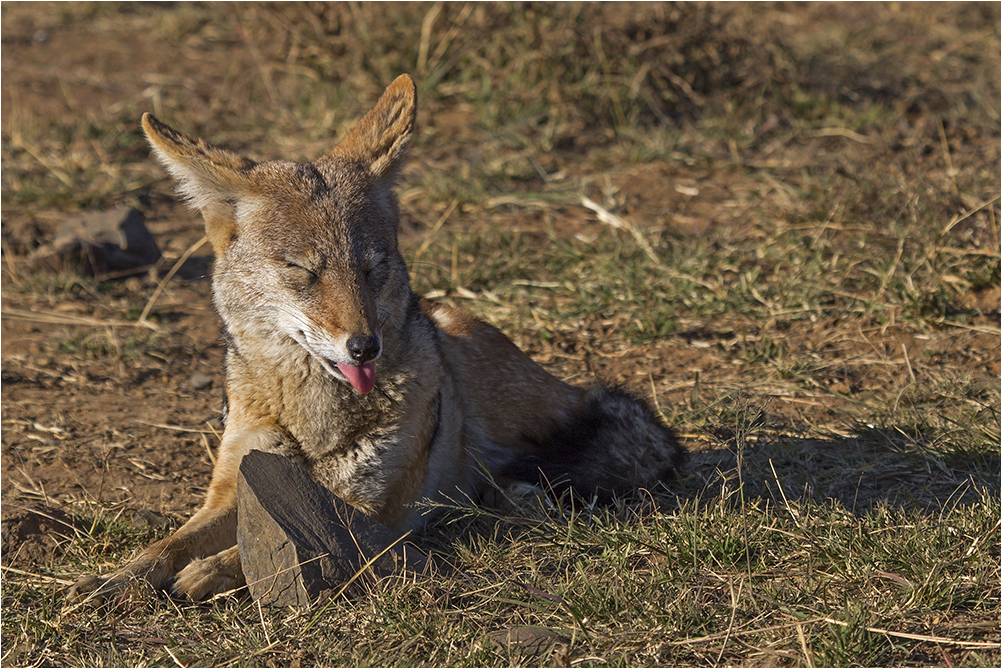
[29,206,162,273]
[486,626,572,658]
[237,450,428,608]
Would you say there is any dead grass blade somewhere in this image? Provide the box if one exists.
[1,564,75,587]
[580,195,660,264]
[134,421,216,434]
[940,195,1001,238]
[822,617,1001,649]
[1,307,141,329]
[412,199,458,267]
[137,234,209,328]
[672,617,832,646]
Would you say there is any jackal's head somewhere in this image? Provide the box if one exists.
[142,75,419,394]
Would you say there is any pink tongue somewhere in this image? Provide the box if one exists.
[336,362,376,394]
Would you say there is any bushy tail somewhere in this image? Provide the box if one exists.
[502,387,686,502]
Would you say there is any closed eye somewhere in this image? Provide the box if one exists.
[285,260,318,281]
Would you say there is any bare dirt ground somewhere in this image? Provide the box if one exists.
[1,6,999,660]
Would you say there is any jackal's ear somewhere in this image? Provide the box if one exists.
[142,113,256,248]
[332,74,417,181]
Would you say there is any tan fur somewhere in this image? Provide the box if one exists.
[68,75,680,604]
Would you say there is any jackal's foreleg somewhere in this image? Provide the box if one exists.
[66,424,277,604]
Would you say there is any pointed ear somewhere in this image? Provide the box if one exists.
[331,74,417,180]
[142,113,257,252]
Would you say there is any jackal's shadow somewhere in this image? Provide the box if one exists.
[678,424,999,513]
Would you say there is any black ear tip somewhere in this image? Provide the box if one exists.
[142,112,166,137]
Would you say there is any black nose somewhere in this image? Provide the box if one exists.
[346,336,381,363]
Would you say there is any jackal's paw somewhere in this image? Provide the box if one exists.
[171,548,245,600]
[66,572,149,606]
[66,574,108,604]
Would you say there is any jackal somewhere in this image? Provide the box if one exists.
[68,75,684,602]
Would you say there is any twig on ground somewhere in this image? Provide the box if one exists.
[137,235,209,328]
[1,565,75,587]
[581,195,660,264]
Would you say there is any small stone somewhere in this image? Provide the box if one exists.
[188,373,213,390]
[125,508,173,530]
[29,206,161,274]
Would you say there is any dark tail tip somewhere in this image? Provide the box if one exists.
[502,386,686,503]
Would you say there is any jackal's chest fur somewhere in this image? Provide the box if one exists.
[222,309,449,527]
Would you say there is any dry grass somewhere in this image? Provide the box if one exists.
[2,2,999,667]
